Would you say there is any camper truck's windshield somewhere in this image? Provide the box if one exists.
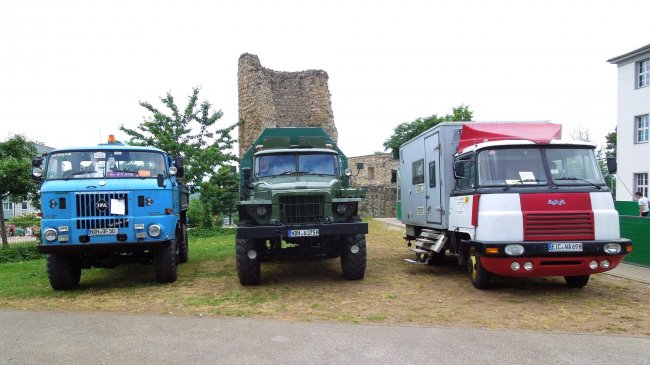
[46,150,167,180]
[476,147,605,187]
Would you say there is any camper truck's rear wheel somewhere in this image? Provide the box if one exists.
[46,253,81,290]
[236,238,261,285]
[468,249,491,289]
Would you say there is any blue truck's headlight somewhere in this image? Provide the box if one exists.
[148,224,162,238]
[44,228,58,242]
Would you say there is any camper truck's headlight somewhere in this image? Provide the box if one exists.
[44,228,58,242]
[603,243,621,255]
[505,244,524,256]
[148,224,162,238]
[256,206,268,217]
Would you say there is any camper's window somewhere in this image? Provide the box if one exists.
[428,161,436,188]
[412,159,424,185]
[456,157,475,190]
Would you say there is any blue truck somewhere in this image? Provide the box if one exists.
[32,136,189,290]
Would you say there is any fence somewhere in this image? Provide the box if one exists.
[616,201,650,267]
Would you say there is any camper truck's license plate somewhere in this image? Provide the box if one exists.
[548,242,583,252]
[288,229,319,237]
[89,228,118,236]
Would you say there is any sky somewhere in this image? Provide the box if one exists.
[1,0,648,159]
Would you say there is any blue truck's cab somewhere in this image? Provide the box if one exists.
[32,137,189,290]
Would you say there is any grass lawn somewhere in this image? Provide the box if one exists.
[1,220,649,336]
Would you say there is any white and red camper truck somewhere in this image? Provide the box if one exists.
[399,122,632,289]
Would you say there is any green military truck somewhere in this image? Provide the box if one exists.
[236,127,368,285]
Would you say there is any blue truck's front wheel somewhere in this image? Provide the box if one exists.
[154,238,178,283]
[46,254,81,290]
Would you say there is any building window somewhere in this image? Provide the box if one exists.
[636,115,649,143]
[21,201,28,210]
[638,59,649,88]
[634,173,648,198]
[367,166,375,180]
[2,202,11,210]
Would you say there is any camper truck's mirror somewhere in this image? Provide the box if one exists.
[454,161,466,179]
[606,157,617,174]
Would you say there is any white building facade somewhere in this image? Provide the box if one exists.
[609,43,650,201]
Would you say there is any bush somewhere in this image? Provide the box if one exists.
[187,199,213,228]
[8,214,40,229]
[0,243,43,263]
[187,227,234,239]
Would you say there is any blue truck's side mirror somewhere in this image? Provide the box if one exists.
[31,157,44,182]
[174,156,185,178]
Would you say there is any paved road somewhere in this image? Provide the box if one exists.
[0,310,648,365]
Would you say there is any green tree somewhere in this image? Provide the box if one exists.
[201,166,239,225]
[187,198,213,228]
[601,129,617,194]
[383,105,473,159]
[0,135,38,248]
[604,129,616,159]
[120,87,237,191]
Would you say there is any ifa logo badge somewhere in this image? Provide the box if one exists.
[547,199,566,206]
[96,198,109,212]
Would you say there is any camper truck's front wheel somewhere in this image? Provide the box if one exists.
[468,250,491,289]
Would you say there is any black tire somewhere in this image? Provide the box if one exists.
[154,237,178,283]
[236,238,261,285]
[341,233,367,280]
[178,224,188,264]
[46,254,81,290]
[468,249,491,289]
[564,275,590,288]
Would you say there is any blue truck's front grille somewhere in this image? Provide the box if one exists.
[75,192,130,229]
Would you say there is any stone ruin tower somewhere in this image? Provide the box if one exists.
[237,53,338,157]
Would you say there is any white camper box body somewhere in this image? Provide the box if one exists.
[399,122,463,233]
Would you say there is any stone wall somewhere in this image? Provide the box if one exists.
[348,153,399,218]
[238,53,337,157]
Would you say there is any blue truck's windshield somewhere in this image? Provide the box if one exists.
[46,150,167,180]
[256,153,337,177]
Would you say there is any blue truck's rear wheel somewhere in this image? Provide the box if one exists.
[154,237,178,283]
[236,238,261,285]
[46,254,81,290]
[178,224,188,264]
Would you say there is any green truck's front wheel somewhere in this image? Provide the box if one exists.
[341,233,367,280]
[236,238,261,285]
[46,253,81,290]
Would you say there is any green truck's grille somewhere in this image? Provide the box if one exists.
[279,195,324,224]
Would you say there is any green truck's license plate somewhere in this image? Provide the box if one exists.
[288,229,319,237]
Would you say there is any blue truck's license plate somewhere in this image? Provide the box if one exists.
[548,242,583,252]
[288,229,319,237]
[89,228,118,236]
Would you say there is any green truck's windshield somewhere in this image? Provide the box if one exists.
[476,147,605,187]
[256,153,337,177]
[46,150,167,180]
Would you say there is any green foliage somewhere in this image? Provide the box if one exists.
[120,87,237,191]
[605,130,616,159]
[0,135,39,247]
[8,214,40,229]
[383,105,473,159]
[187,227,234,239]
[0,243,42,263]
[187,198,213,228]
[598,129,617,195]
[200,166,239,218]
